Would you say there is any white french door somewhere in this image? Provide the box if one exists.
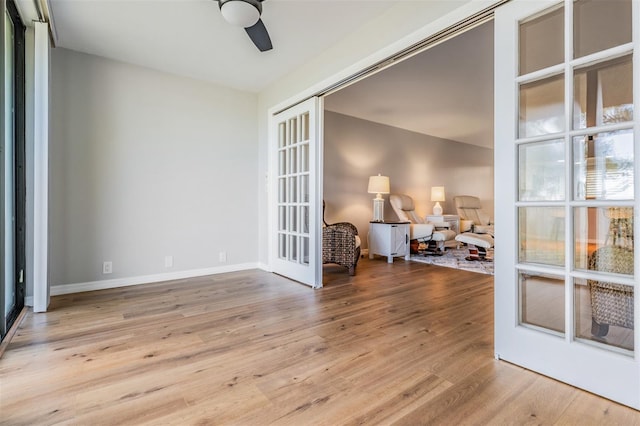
[495,0,640,408]
[269,97,322,288]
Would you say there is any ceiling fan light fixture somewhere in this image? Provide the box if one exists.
[220,0,260,27]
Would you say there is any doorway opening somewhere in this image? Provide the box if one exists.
[321,20,495,284]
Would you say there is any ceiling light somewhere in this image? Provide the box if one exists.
[220,0,260,28]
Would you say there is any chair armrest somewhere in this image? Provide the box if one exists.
[409,223,434,240]
[460,220,474,232]
[475,224,495,236]
[429,222,451,231]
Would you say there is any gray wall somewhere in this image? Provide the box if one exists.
[49,48,259,286]
[323,111,494,249]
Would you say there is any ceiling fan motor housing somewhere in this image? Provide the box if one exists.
[218,0,271,52]
[219,0,263,27]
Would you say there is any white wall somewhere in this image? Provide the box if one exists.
[323,111,494,248]
[49,48,259,288]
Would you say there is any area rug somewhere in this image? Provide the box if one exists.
[410,247,494,275]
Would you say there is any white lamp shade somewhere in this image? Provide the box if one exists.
[368,174,390,195]
[430,186,445,202]
[221,1,260,27]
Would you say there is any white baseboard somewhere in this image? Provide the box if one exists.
[50,262,260,296]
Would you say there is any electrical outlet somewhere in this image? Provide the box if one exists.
[219,251,227,263]
[164,255,173,268]
[103,261,113,274]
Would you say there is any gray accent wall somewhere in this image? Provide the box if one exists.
[323,111,494,249]
[49,48,259,287]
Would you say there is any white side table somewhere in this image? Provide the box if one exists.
[368,221,410,263]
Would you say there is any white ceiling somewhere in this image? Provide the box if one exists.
[42,0,494,149]
[46,0,397,93]
[325,21,494,149]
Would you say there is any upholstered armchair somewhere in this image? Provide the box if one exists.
[454,195,494,235]
[588,245,634,337]
[389,194,455,253]
[322,201,361,275]
[453,195,494,260]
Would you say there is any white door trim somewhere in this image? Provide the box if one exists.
[32,21,49,313]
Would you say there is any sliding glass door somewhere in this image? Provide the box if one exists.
[1,0,25,342]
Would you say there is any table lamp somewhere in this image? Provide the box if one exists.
[368,174,390,222]
[431,186,445,216]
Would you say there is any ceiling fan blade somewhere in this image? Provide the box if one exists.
[245,18,272,52]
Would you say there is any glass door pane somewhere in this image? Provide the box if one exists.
[520,272,565,333]
[574,0,632,59]
[519,74,565,137]
[574,207,634,270]
[575,276,634,351]
[519,207,565,267]
[573,131,634,201]
[518,139,565,201]
[519,5,564,75]
[573,56,633,130]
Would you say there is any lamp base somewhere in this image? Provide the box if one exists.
[433,202,443,216]
[372,198,385,222]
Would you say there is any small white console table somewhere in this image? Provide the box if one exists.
[368,221,410,263]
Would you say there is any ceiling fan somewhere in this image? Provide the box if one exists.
[217,0,273,52]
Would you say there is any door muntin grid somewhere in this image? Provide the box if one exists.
[515,0,635,353]
[277,113,311,265]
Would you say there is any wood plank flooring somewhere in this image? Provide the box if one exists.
[2,258,640,425]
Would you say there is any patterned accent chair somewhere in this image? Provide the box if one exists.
[322,201,360,276]
[589,245,634,337]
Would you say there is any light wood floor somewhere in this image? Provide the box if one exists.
[2,258,640,425]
